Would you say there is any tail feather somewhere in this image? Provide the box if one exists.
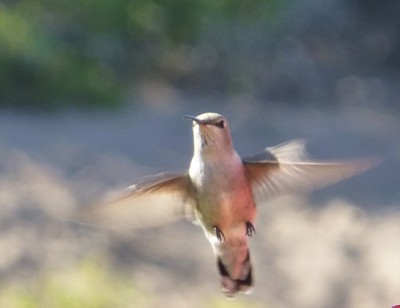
[217,249,253,297]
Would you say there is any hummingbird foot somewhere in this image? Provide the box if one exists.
[213,226,226,242]
[245,221,256,237]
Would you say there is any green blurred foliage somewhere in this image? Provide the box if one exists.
[0,258,267,308]
[0,258,146,308]
[207,297,264,308]
[0,0,286,110]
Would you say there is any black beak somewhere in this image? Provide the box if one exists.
[184,115,206,125]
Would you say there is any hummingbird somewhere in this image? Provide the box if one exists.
[77,112,373,297]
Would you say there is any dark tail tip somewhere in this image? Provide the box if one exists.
[217,250,253,298]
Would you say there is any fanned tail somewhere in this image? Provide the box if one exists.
[217,248,253,297]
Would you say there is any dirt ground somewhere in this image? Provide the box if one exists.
[0,102,399,307]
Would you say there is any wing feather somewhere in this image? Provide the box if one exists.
[243,139,375,204]
[73,172,195,230]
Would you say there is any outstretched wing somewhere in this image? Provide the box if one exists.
[243,139,375,204]
[73,172,195,230]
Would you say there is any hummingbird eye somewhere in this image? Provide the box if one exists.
[215,120,225,128]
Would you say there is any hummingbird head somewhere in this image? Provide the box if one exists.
[185,113,233,156]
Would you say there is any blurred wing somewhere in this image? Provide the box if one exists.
[73,172,195,230]
[243,139,375,204]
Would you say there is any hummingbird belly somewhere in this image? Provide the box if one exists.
[190,154,256,235]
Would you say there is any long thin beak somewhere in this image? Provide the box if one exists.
[184,115,206,125]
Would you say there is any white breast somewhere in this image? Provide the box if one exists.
[189,151,255,232]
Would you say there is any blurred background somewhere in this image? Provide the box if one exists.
[0,1,399,307]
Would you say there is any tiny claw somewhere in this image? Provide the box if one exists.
[245,221,256,237]
[214,226,226,242]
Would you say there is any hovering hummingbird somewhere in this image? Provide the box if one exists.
[77,112,373,297]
